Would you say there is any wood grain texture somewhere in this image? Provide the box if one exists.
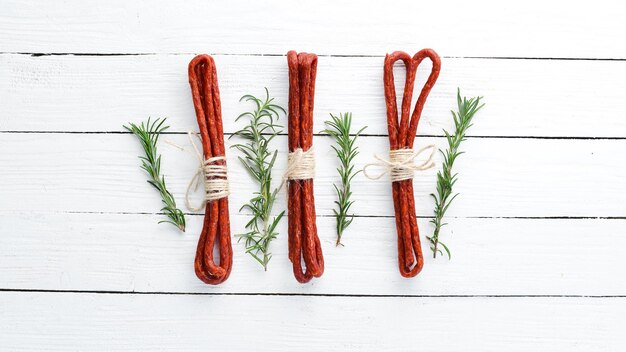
[2,1,626,349]
[0,133,624,217]
[1,291,624,351]
[1,212,624,295]
[3,54,626,136]
[1,0,625,58]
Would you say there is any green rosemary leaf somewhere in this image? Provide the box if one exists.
[231,89,285,270]
[322,112,367,247]
[429,89,484,259]
[124,117,186,232]
[267,211,286,235]
[439,241,452,259]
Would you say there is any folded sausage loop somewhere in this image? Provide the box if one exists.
[187,54,233,285]
[383,49,441,278]
[286,50,324,283]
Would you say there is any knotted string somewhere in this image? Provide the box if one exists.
[363,144,436,182]
[185,132,229,211]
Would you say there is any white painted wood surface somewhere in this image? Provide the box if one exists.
[1,0,625,58]
[1,1,625,351]
[2,212,625,296]
[2,292,625,352]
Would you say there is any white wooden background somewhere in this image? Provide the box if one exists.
[1,1,626,350]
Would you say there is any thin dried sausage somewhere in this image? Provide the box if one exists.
[188,54,233,284]
[383,49,441,277]
[287,50,324,283]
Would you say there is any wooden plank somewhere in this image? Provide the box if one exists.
[0,133,624,217]
[1,1,625,58]
[1,212,624,295]
[1,291,624,351]
[3,54,626,137]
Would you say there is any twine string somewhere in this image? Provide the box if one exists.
[273,147,316,194]
[284,147,315,181]
[185,132,229,211]
[363,144,436,182]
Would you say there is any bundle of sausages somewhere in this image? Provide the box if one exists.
[187,54,233,284]
[286,51,324,283]
[383,49,441,277]
[184,49,441,283]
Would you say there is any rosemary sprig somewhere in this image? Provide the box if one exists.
[124,117,186,232]
[322,112,367,246]
[428,89,484,259]
[231,88,286,270]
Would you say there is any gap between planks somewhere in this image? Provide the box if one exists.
[4,209,624,220]
[0,288,624,298]
[3,131,626,140]
[4,52,626,61]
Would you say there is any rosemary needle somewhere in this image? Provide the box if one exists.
[428,89,484,259]
[124,117,186,232]
[231,88,286,270]
[322,112,367,246]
